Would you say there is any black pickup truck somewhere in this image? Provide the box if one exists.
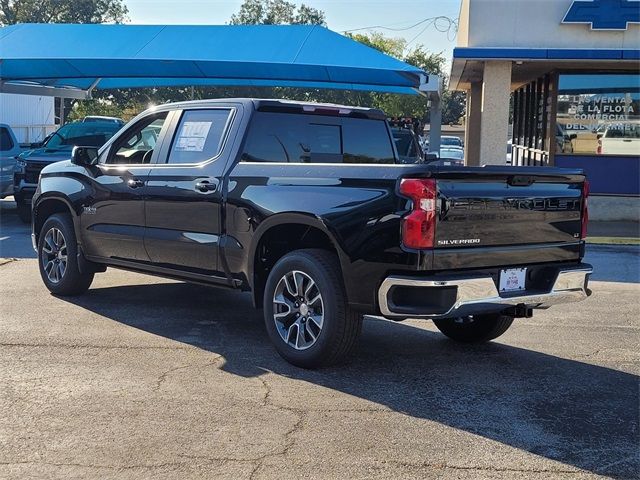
[31,99,592,368]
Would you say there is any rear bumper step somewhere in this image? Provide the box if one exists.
[378,264,592,320]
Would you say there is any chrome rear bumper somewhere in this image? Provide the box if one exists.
[378,265,592,320]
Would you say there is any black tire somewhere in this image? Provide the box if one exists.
[263,249,362,368]
[433,314,514,343]
[16,197,31,223]
[37,213,94,296]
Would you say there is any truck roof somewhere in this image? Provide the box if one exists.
[151,98,387,120]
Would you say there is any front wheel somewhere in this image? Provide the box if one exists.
[38,213,94,296]
[263,249,362,369]
[433,314,514,343]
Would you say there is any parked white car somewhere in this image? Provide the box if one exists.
[598,121,640,155]
[441,135,463,148]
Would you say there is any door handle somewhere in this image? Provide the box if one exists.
[127,178,145,189]
[195,180,218,193]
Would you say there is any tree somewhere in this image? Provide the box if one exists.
[0,0,129,25]
[229,0,325,25]
[442,90,466,125]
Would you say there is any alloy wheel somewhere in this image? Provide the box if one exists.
[272,270,324,350]
[41,227,67,284]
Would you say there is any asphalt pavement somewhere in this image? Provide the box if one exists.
[1,197,639,479]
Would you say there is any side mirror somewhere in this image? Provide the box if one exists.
[569,133,577,140]
[72,146,99,166]
[596,133,603,140]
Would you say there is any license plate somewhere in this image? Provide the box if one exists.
[499,268,527,292]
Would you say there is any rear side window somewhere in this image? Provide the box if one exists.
[242,112,342,163]
[167,109,233,164]
[0,127,14,151]
[242,112,395,164]
[342,118,395,164]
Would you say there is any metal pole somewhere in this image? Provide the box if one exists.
[429,93,442,154]
[59,97,65,125]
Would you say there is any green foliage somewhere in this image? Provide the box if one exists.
[0,0,129,25]
[348,32,406,59]
[229,0,325,25]
[67,99,125,122]
[442,90,466,125]
[345,33,460,121]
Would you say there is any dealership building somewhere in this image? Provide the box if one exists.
[451,0,639,221]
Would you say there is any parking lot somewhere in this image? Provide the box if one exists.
[1,197,638,479]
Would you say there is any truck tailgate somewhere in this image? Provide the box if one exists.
[434,167,585,249]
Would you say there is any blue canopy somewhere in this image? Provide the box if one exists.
[0,23,427,96]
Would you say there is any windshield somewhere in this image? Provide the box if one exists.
[441,137,462,146]
[44,122,121,149]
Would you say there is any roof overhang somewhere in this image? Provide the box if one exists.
[0,23,432,97]
[450,47,640,90]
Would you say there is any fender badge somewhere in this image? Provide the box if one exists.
[83,206,97,215]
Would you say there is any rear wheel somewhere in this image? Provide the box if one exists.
[263,249,362,368]
[433,314,514,343]
[38,213,94,296]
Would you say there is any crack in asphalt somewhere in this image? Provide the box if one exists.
[0,342,195,350]
[153,357,224,391]
[247,376,307,480]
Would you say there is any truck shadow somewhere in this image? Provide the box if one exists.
[64,281,639,478]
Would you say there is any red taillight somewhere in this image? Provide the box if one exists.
[596,139,602,155]
[581,180,589,239]
[399,178,437,249]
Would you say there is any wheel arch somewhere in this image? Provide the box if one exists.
[33,195,79,246]
[248,213,348,309]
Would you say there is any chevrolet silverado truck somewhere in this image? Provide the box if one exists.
[31,99,592,368]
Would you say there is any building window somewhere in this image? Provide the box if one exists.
[556,73,640,157]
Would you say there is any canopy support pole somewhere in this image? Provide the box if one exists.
[419,74,443,154]
[428,93,442,153]
[86,78,102,99]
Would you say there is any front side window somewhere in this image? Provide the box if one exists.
[0,127,14,151]
[45,121,121,149]
[107,112,168,164]
[166,109,233,164]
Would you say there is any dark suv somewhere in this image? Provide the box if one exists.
[14,119,123,222]
[31,99,591,368]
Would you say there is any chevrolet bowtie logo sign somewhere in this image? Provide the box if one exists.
[563,0,640,30]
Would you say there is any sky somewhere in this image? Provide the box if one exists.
[126,0,462,63]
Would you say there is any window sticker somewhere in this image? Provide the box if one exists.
[175,121,212,152]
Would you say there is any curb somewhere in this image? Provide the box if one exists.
[586,237,640,246]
